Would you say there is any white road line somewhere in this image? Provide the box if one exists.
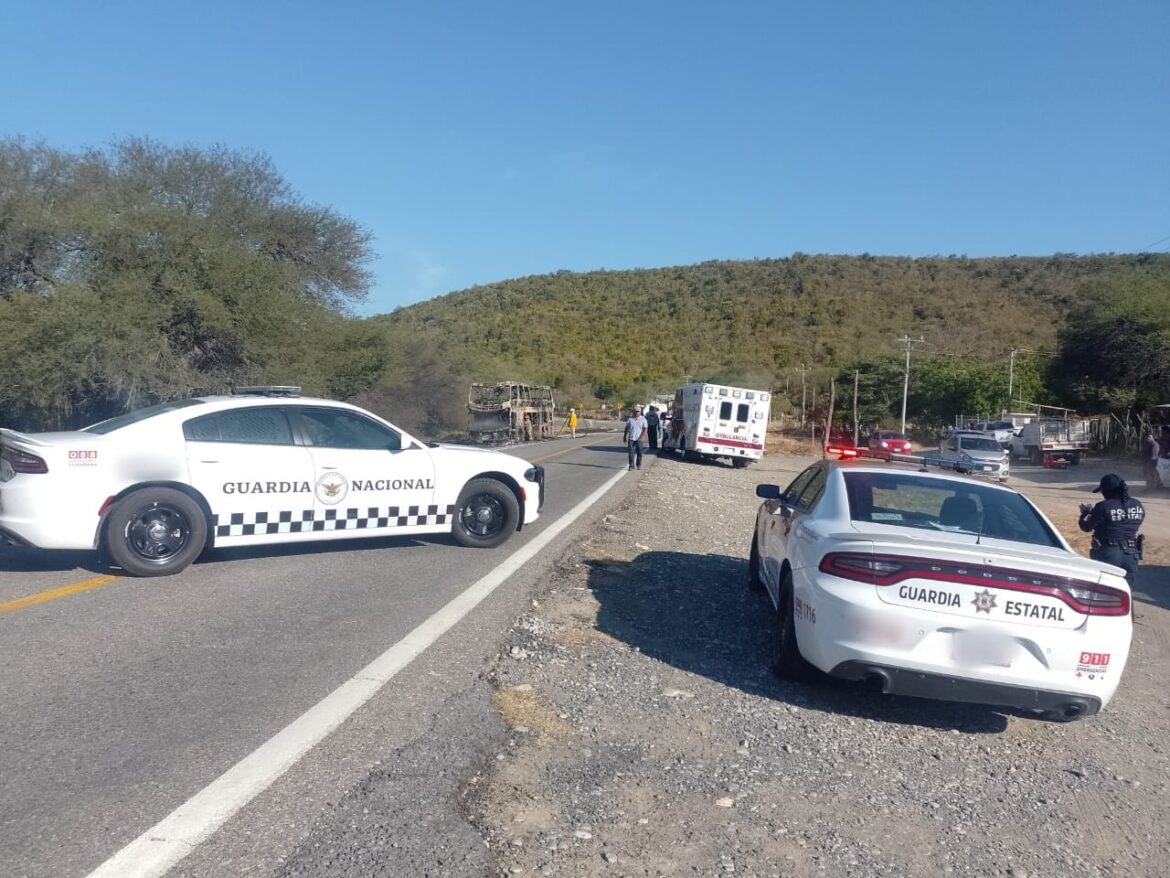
[86,468,627,878]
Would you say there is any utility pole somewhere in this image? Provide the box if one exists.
[797,364,810,429]
[824,377,836,451]
[896,335,925,435]
[852,369,860,446]
[1008,348,1017,407]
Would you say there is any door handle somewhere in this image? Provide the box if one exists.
[199,460,219,464]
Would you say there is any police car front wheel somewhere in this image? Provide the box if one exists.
[104,487,208,577]
[453,478,520,549]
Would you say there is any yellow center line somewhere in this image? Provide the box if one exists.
[0,575,121,615]
[527,437,613,465]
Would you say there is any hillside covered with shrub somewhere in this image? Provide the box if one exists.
[367,253,1170,432]
[3,139,1168,438]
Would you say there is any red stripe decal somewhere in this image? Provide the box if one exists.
[697,437,764,450]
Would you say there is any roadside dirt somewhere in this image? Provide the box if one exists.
[468,449,1170,878]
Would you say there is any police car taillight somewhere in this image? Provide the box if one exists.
[1065,584,1129,615]
[0,446,48,474]
[820,552,1130,616]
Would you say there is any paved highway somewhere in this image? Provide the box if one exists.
[0,432,643,878]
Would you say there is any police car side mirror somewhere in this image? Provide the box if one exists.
[756,484,783,500]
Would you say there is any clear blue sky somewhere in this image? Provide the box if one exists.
[3,1,1167,315]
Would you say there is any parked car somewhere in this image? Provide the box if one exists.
[867,431,913,454]
[746,456,1132,721]
[939,431,1010,482]
[969,420,1017,448]
[0,387,545,576]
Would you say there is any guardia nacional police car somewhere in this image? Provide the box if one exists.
[0,387,545,577]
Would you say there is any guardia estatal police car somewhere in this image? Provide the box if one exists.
[0,387,545,577]
[748,448,1132,721]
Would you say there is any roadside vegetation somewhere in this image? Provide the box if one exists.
[3,139,1169,438]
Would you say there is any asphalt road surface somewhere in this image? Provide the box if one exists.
[0,431,641,878]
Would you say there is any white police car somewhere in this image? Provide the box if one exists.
[0,387,545,577]
[747,452,1132,721]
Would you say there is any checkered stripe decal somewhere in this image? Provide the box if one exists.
[213,505,457,538]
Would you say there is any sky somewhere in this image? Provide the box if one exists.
[2,1,1167,316]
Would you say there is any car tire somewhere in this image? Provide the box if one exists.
[452,478,520,548]
[732,457,749,469]
[104,487,208,577]
[747,533,765,593]
[1029,447,1043,466]
[772,572,812,681]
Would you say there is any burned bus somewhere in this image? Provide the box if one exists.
[469,382,556,444]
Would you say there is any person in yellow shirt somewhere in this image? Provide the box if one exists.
[568,408,578,438]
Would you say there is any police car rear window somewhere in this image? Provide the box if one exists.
[84,399,205,434]
[842,472,1060,548]
[183,408,294,445]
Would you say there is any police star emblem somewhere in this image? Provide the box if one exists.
[972,589,997,614]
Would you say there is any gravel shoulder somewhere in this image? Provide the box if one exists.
[468,448,1170,878]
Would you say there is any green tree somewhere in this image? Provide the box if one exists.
[0,138,382,429]
[910,358,1005,429]
[1049,267,1170,412]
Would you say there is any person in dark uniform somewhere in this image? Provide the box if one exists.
[1077,473,1145,589]
[644,406,660,451]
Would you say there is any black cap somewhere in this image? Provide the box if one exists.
[1093,474,1124,494]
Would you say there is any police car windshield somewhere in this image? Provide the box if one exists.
[843,472,1061,547]
[959,436,1002,452]
[84,399,206,434]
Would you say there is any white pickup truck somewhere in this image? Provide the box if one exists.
[1009,419,1090,465]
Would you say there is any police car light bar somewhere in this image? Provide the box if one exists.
[233,385,302,397]
[824,445,859,458]
[824,445,1000,478]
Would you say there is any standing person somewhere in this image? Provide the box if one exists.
[568,408,578,438]
[644,406,660,451]
[1145,429,1161,488]
[623,405,649,471]
[1078,473,1145,591]
[523,414,533,442]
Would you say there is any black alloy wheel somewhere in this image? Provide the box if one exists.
[453,478,520,548]
[105,487,207,577]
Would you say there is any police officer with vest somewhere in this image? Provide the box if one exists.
[1077,473,1145,589]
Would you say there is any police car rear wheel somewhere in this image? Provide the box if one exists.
[105,488,207,577]
[773,572,812,681]
[453,478,519,548]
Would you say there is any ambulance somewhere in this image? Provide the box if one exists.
[660,383,769,468]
